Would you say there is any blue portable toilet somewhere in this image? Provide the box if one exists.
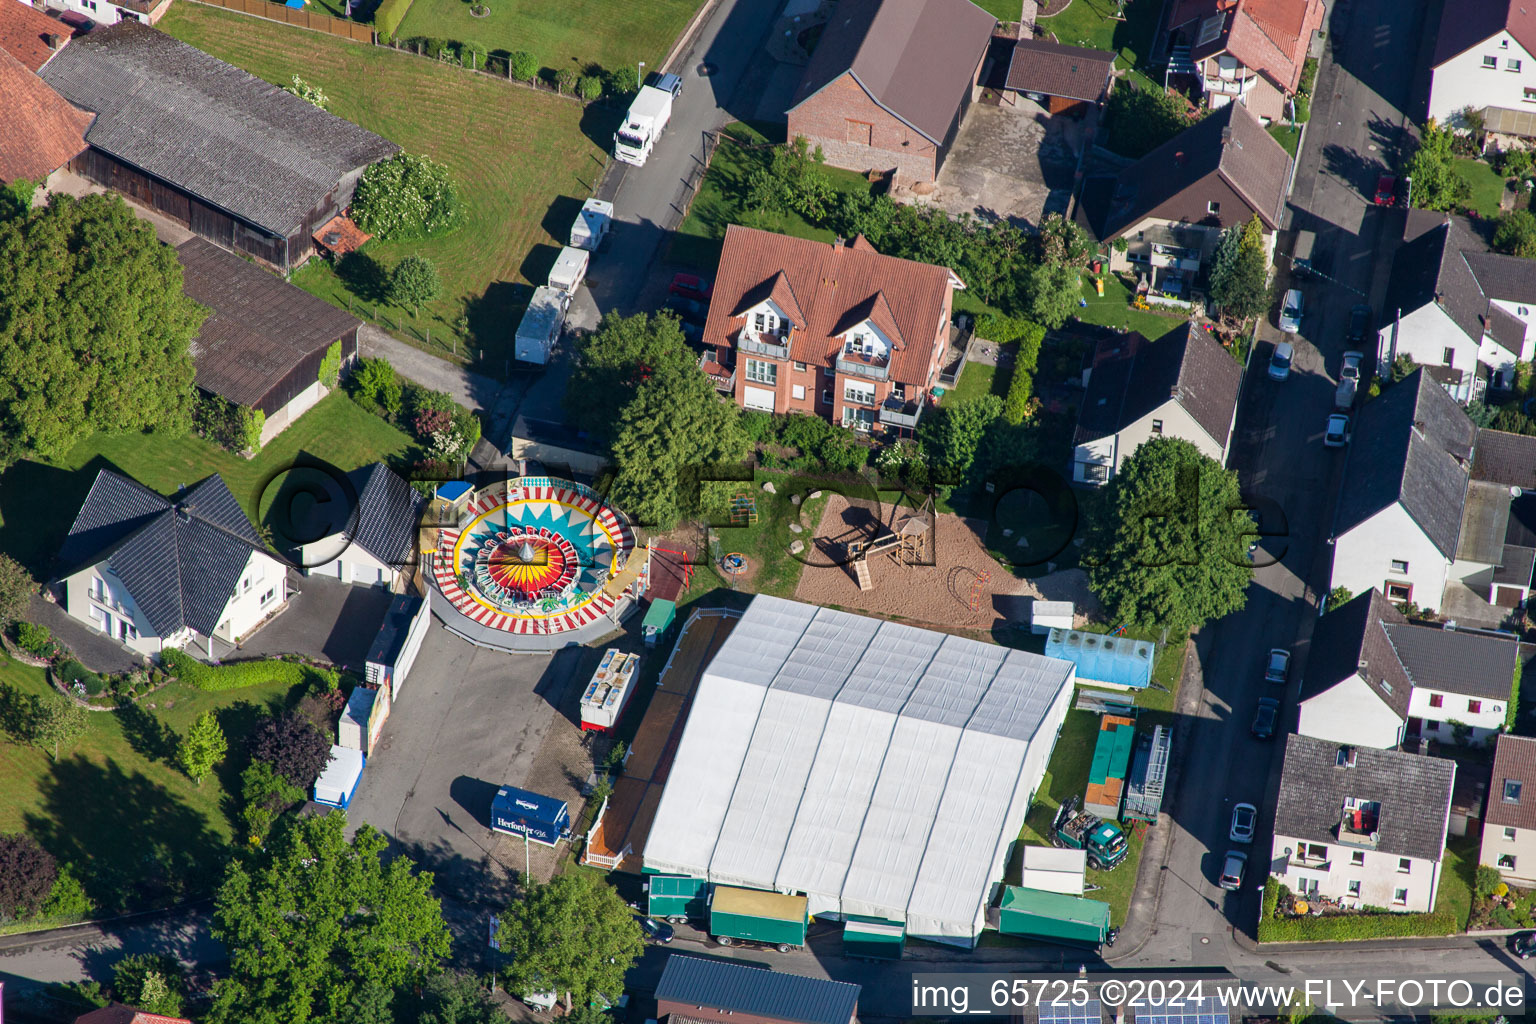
[490,785,571,846]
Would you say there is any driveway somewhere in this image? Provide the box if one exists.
[921,100,1078,227]
[232,574,395,669]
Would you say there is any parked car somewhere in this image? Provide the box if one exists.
[1268,341,1294,381]
[1346,305,1371,344]
[1251,697,1280,740]
[1336,350,1363,409]
[1374,174,1397,206]
[669,272,712,302]
[1511,931,1536,958]
[1278,289,1304,333]
[1265,648,1290,684]
[1230,802,1258,844]
[635,915,674,943]
[56,10,92,32]
[1325,412,1352,447]
[665,292,708,324]
[1218,850,1248,891]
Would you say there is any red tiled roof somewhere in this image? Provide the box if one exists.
[74,1004,194,1024]
[1171,0,1322,95]
[0,0,67,72]
[0,47,91,183]
[704,225,958,386]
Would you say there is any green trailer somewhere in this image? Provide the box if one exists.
[842,916,905,960]
[709,886,808,951]
[647,875,707,923]
[642,599,676,647]
[997,886,1116,950]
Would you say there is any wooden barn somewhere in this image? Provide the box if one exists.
[39,22,398,271]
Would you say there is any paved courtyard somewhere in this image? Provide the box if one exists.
[233,573,395,669]
[919,100,1079,228]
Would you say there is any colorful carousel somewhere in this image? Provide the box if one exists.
[429,477,640,649]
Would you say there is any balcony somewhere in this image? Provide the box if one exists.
[880,396,923,429]
[1337,800,1381,849]
[836,350,890,382]
[737,331,790,361]
[698,353,735,395]
[1203,74,1255,97]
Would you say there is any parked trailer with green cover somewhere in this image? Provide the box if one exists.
[997,886,1116,949]
[647,875,707,923]
[843,916,905,960]
[709,886,808,951]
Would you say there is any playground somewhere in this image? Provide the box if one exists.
[794,494,1097,632]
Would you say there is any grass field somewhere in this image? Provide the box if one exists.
[942,357,1008,407]
[393,0,700,77]
[0,392,413,578]
[1267,124,1302,157]
[1037,0,1160,69]
[1078,273,1188,339]
[1455,157,1508,219]
[161,3,609,368]
[0,650,306,913]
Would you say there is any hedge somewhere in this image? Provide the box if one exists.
[161,649,318,693]
[374,0,417,44]
[1257,878,1458,941]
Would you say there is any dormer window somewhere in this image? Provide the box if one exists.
[752,311,786,337]
[1506,779,1523,803]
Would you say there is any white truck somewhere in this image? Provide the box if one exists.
[569,198,612,251]
[514,285,570,365]
[613,85,674,167]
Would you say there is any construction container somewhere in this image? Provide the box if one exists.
[997,886,1112,948]
[580,649,640,732]
[709,886,808,949]
[338,684,390,756]
[646,875,707,922]
[842,916,905,960]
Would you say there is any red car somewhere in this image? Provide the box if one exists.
[1373,174,1397,206]
[669,273,712,302]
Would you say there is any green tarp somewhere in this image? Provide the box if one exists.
[1088,724,1135,785]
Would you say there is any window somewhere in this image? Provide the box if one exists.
[744,359,777,385]
[1486,55,1500,67]
[1380,679,1393,694]
[1393,888,1409,905]
[791,384,806,400]
[823,366,835,379]
[1522,306,1532,317]
[1386,581,1412,602]
[1507,827,1519,841]
[1510,58,1524,71]
[1470,699,1483,714]
[1347,880,1361,897]
[1350,851,1365,866]
[242,576,252,594]
[891,382,906,399]
[846,119,873,146]
[119,620,137,641]
[1303,842,1328,861]
[1525,87,1536,102]
[1442,347,1456,366]
[844,382,876,406]
[1206,201,1220,215]
[1390,559,1409,573]
[1500,854,1518,870]
[1506,779,1524,802]
[90,576,106,600]
[1136,230,1145,241]
[1151,419,1164,434]
[793,361,807,372]
[821,390,832,405]
[1429,693,1443,708]
[1082,463,1108,483]
[1398,858,1411,873]
[260,587,276,607]
[1504,38,1512,48]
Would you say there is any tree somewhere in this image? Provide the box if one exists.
[609,363,751,531]
[1085,437,1252,638]
[247,711,332,790]
[351,153,460,240]
[1208,214,1271,322]
[391,254,441,316]
[509,50,539,84]
[607,64,639,97]
[240,760,305,847]
[1023,262,1082,329]
[497,872,644,1011]
[1325,586,1354,613]
[461,39,488,72]
[0,552,33,628]
[351,356,402,417]
[564,313,695,442]
[418,971,508,1024]
[113,953,185,1018]
[918,395,1002,479]
[1495,210,1536,258]
[1034,213,1092,268]
[577,75,603,102]
[555,67,577,95]
[177,710,227,786]
[0,193,198,470]
[32,693,85,762]
[208,814,450,1024]
[1103,83,1195,159]
[0,833,56,920]
[1406,120,1472,212]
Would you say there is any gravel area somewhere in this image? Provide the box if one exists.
[792,494,1098,630]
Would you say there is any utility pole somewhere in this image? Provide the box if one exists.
[638,60,645,89]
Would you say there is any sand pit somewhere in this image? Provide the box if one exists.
[792,494,1097,631]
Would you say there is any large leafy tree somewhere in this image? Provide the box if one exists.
[208,813,450,1024]
[417,970,508,1024]
[1208,214,1271,323]
[0,193,199,469]
[1406,120,1472,213]
[497,872,643,1011]
[1084,436,1252,638]
[248,711,331,790]
[1103,84,1196,159]
[564,313,695,442]
[1495,210,1536,258]
[0,832,56,920]
[113,953,186,1018]
[918,395,1002,480]
[0,552,33,627]
[1023,262,1082,329]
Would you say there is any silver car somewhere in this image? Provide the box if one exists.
[1230,802,1258,844]
[1325,412,1352,447]
[1265,648,1290,684]
[1278,288,1304,333]
[1219,850,1248,891]
[1268,341,1294,381]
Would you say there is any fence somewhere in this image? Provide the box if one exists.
[189,0,373,42]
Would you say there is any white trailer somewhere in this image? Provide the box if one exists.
[579,648,640,732]
[570,198,613,251]
[548,246,590,294]
[613,85,673,167]
[515,285,570,365]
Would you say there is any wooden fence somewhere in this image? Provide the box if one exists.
[189,0,374,43]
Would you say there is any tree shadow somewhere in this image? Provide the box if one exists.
[0,682,40,742]
[391,833,519,912]
[336,249,391,304]
[116,698,178,765]
[0,454,129,579]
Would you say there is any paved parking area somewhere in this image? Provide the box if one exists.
[233,574,395,670]
[921,100,1079,227]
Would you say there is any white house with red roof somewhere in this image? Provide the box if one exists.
[1429,0,1536,133]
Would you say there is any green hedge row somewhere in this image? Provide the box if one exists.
[374,0,417,44]
[1257,879,1457,941]
[161,649,328,693]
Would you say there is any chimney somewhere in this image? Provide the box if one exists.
[45,32,62,50]
[1221,126,1233,146]
[833,235,845,249]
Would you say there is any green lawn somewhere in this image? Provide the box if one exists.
[1077,273,1187,339]
[942,356,1009,407]
[971,0,1023,21]
[0,650,306,915]
[1455,158,1508,219]
[0,391,413,578]
[669,122,875,271]
[1267,124,1302,157]
[392,0,700,77]
[160,2,609,369]
[1037,0,1160,69]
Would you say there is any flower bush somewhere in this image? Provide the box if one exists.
[283,75,329,110]
[351,153,461,241]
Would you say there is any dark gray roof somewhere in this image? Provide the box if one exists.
[1432,0,1536,68]
[1494,544,1536,586]
[1274,733,1455,862]
[1074,323,1241,447]
[1298,589,1412,719]
[1383,621,1519,700]
[1473,429,1536,490]
[348,462,424,566]
[1487,733,1536,830]
[1464,251,1536,303]
[39,22,398,236]
[1456,479,1514,564]
[656,955,860,1024]
[788,0,996,145]
[1335,369,1474,557]
[58,469,268,638]
[176,237,360,409]
[1380,214,1531,354]
[366,593,424,667]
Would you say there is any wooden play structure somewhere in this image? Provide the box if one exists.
[847,497,934,591]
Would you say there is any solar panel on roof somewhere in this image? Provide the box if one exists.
[1133,995,1228,1024]
[1040,998,1102,1024]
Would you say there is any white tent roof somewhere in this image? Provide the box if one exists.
[643,595,1075,944]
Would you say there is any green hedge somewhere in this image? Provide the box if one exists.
[1257,878,1458,941]
[161,649,317,693]
[374,0,417,43]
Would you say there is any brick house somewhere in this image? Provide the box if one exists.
[704,225,963,434]
[785,0,996,186]
[1163,0,1324,121]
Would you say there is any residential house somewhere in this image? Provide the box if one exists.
[1162,0,1325,121]
[0,0,90,189]
[57,469,290,658]
[1002,39,1115,117]
[39,22,398,270]
[74,1006,193,1024]
[703,225,964,434]
[1297,590,1519,749]
[1428,0,1536,138]
[0,0,70,72]
[1481,733,1536,885]
[298,462,424,589]
[655,954,861,1024]
[54,0,174,28]
[1377,210,1536,399]
[1074,101,1290,297]
[1071,323,1242,485]
[176,236,361,446]
[1328,369,1536,617]
[785,0,996,186]
[1270,734,1456,913]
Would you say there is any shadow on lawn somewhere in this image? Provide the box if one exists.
[0,454,129,579]
[117,698,179,765]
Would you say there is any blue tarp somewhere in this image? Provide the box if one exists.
[491,785,570,846]
[436,481,473,502]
